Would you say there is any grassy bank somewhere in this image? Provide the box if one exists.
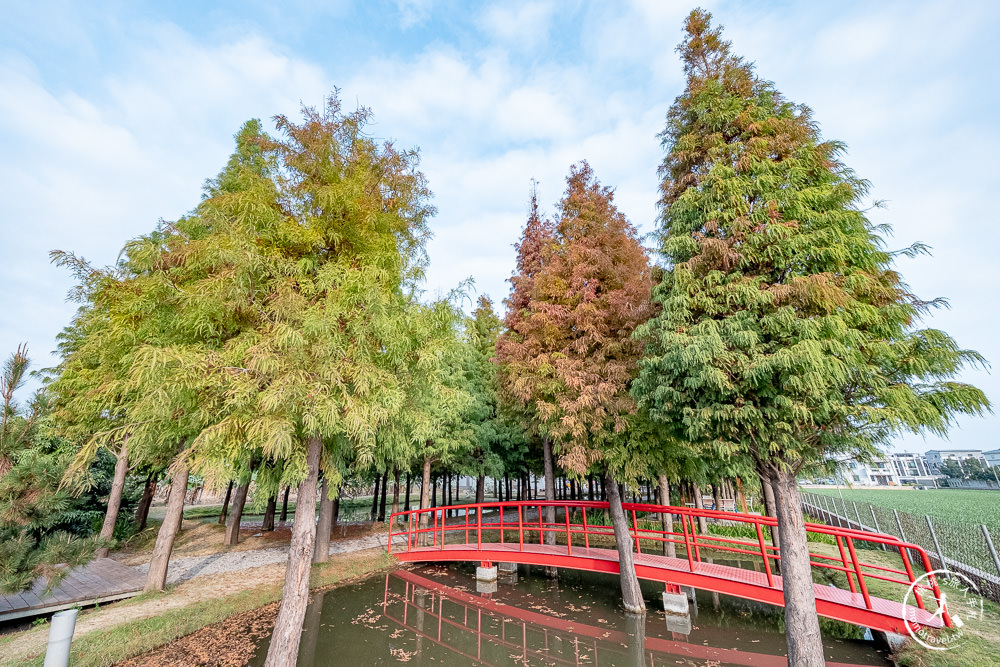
[2,550,394,667]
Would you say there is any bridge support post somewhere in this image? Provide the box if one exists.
[661,583,689,615]
[497,562,517,574]
[476,563,497,582]
[877,631,907,652]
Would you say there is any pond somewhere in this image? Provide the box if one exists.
[252,563,894,666]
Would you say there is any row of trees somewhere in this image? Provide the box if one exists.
[1,9,988,666]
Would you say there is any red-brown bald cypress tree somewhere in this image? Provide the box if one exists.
[498,164,655,610]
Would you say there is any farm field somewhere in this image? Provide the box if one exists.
[808,487,1000,534]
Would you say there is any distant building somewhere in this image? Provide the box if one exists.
[844,457,899,486]
[984,449,1000,468]
[925,449,985,473]
[888,452,937,485]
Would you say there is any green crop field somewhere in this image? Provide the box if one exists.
[807,487,1000,534]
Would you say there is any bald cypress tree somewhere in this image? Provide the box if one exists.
[498,163,655,610]
[634,10,989,665]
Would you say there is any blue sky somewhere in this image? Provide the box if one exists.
[2,0,997,455]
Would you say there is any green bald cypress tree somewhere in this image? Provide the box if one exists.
[634,10,989,665]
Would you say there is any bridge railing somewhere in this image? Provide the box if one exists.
[389,499,949,625]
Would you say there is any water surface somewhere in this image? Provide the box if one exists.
[253,563,893,666]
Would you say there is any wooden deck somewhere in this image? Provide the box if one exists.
[0,558,145,623]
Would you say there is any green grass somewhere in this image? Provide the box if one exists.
[807,542,1000,666]
[809,487,1000,534]
[3,550,395,667]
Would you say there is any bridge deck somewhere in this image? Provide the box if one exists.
[397,542,941,634]
[0,558,144,623]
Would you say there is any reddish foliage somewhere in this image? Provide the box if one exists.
[497,164,655,473]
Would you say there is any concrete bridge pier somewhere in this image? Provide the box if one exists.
[498,562,518,585]
[662,583,689,615]
[476,560,498,594]
[662,583,693,635]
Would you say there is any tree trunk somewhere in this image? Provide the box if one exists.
[144,461,189,592]
[96,440,129,558]
[542,437,558,577]
[264,434,322,667]
[404,472,411,512]
[445,472,452,515]
[313,478,332,563]
[692,483,708,534]
[772,466,825,666]
[475,474,484,504]
[331,487,341,531]
[299,589,325,665]
[370,473,381,521]
[391,468,400,520]
[625,612,647,667]
[418,455,432,542]
[224,481,251,546]
[280,486,290,523]
[218,480,234,525]
[262,495,277,532]
[379,469,389,522]
[658,475,675,558]
[759,467,780,549]
[133,472,156,532]
[605,474,645,614]
[712,482,722,513]
[496,476,503,502]
[736,477,748,513]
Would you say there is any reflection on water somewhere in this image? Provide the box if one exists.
[253,563,892,666]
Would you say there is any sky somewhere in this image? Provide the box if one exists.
[2,0,998,455]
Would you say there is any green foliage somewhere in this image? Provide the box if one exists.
[938,458,996,482]
[0,346,100,594]
[451,297,522,480]
[633,9,990,477]
[51,95,453,500]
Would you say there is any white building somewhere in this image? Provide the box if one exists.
[925,449,985,473]
[889,452,937,485]
[984,449,1000,468]
[844,457,900,486]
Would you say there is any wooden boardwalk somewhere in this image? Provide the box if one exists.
[0,559,145,623]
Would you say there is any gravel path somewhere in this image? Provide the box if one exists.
[132,533,407,584]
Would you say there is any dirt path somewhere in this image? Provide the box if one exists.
[0,532,403,666]
[129,532,403,585]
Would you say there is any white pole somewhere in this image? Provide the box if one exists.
[43,608,78,667]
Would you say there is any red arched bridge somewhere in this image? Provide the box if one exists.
[389,500,950,635]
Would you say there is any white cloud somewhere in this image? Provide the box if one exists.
[479,1,557,50]
[0,23,329,371]
[395,0,434,29]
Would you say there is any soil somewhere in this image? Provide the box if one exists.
[116,563,383,667]
[116,600,281,667]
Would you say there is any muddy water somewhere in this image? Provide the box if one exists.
[252,563,893,666]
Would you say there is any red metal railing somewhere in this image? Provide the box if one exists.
[389,499,950,627]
